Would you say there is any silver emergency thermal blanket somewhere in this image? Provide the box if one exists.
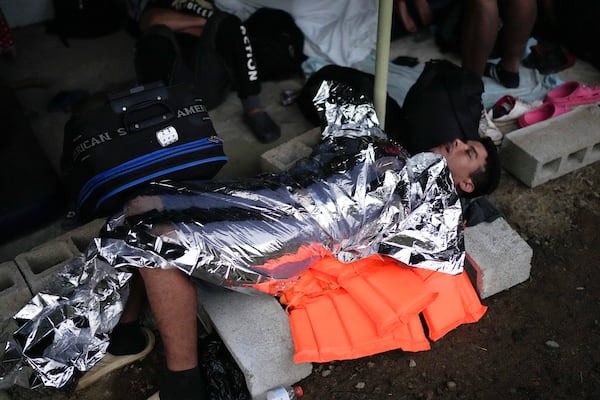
[0,81,465,390]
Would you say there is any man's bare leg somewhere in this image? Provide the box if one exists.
[106,272,149,355]
[140,267,207,399]
[119,271,146,323]
[139,267,198,371]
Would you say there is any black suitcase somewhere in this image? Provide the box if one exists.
[62,82,228,220]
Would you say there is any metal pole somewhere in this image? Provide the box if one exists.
[374,0,393,130]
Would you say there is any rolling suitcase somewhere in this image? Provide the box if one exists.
[62,82,228,221]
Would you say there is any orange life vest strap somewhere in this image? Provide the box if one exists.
[336,255,438,335]
[412,268,487,341]
[290,288,430,363]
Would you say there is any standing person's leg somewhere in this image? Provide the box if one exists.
[141,267,208,400]
[461,0,500,77]
[213,12,281,143]
[497,0,537,73]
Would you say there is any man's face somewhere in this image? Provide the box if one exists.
[430,139,488,194]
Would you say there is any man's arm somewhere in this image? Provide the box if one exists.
[139,8,207,36]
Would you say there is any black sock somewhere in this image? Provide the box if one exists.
[484,62,520,88]
[241,95,262,114]
[107,320,147,356]
[159,366,209,400]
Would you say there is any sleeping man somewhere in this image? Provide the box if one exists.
[93,80,501,399]
[1,81,500,400]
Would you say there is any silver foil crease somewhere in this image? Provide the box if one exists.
[0,80,464,390]
[1,250,131,389]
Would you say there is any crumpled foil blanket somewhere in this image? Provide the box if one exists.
[0,80,464,389]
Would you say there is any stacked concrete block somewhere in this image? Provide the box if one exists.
[0,261,33,322]
[500,104,600,187]
[196,283,312,400]
[53,218,106,255]
[260,127,321,173]
[464,217,533,299]
[14,240,78,296]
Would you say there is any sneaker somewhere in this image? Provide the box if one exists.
[478,109,503,146]
[76,327,155,390]
[487,95,543,127]
[243,111,281,144]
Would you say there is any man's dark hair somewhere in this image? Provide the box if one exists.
[461,136,501,199]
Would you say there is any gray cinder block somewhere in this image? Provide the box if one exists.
[196,283,312,400]
[0,261,33,322]
[54,218,106,254]
[500,104,600,187]
[14,241,77,295]
[260,127,321,173]
[464,218,533,299]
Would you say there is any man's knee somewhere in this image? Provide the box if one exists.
[124,196,165,217]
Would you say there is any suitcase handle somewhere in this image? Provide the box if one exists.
[108,81,169,114]
[123,100,175,132]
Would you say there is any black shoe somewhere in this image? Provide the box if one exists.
[484,62,520,88]
[243,111,281,144]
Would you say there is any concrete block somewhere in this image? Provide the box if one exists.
[464,218,533,299]
[260,127,321,173]
[0,261,33,322]
[197,283,312,400]
[54,218,106,255]
[14,241,77,296]
[500,104,600,187]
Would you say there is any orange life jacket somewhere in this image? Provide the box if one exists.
[249,253,486,363]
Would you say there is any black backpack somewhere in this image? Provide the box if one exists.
[244,8,307,81]
[397,59,483,154]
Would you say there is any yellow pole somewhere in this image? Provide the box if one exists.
[374,0,393,130]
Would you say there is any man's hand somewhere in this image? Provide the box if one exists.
[139,8,207,36]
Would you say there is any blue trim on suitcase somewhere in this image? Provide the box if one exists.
[79,138,219,199]
[77,137,225,209]
[93,156,228,210]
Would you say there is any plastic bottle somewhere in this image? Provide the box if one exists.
[265,385,303,400]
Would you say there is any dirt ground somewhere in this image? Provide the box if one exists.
[6,139,600,400]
